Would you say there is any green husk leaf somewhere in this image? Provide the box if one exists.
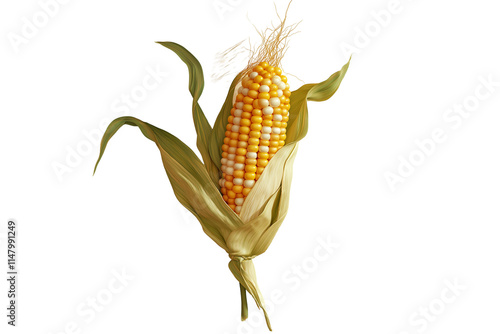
[286,57,351,144]
[93,116,244,250]
[156,41,220,187]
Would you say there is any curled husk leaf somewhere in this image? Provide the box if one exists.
[94,41,349,330]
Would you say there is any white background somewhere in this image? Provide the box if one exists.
[1,0,499,333]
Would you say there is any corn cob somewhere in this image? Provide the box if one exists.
[219,62,291,214]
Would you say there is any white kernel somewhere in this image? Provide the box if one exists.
[228,147,236,154]
[273,114,282,121]
[238,86,243,94]
[277,89,283,97]
[272,127,281,134]
[259,85,270,93]
[242,88,249,96]
[226,167,234,175]
[227,154,236,160]
[259,146,269,153]
[278,82,286,90]
[219,178,225,187]
[258,99,269,108]
[234,163,245,170]
[231,125,240,132]
[262,126,272,134]
[221,165,227,172]
[246,152,257,159]
[234,109,243,117]
[263,107,274,115]
[249,72,258,79]
[272,75,281,84]
[221,158,228,165]
[233,117,241,125]
[244,180,255,188]
[261,133,271,140]
[235,206,242,213]
[235,198,244,206]
[233,178,244,186]
[236,102,244,109]
[227,160,235,167]
[269,97,281,107]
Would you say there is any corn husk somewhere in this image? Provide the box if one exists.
[94,41,349,330]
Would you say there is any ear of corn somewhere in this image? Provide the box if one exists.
[219,62,291,214]
[94,41,350,331]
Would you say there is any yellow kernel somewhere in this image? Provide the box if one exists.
[270,134,280,141]
[281,75,287,83]
[258,152,269,159]
[250,83,260,91]
[227,198,235,205]
[239,126,250,134]
[253,75,263,84]
[243,97,254,105]
[233,170,245,178]
[248,90,259,99]
[252,109,262,116]
[229,139,238,147]
[273,121,282,127]
[222,193,228,199]
[232,185,243,194]
[283,90,291,97]
[227,190,236,199]
[248,138,259,145]
[245,165,257,173]
[278,140,285,146]
[254,66,264,72]
[223,137,230,145]
[236,148,247,156]
[242,112,252,119]
[238,134,249,141]
[243,104,253,113]
[236,93,244,102]
[258,92,270,100]
[224,181,233,189]
[230,132,239,139]
[279,134,286,140]
[269,147,278,154]
[235,155,246,163]
[275,67,282,75]
[249,131,261,138]
[269,91,279,98]
[262,120,273,127]
[269,84,278,91]
[250,124,262,131]
[222,144,229,152]
[259,140,270,146]
[242,188,252,196]
[244,173,256,180]
[246,158,257,165]
[261,78,272,86]
[251,116,263,124]
[256,166,265,174]
[270,141,279,147]
[240,118,251,127]
[252,100,261,109]
[222,152,228,158]
[229,204,236,210]
[259,61,269,68]
[247,145,258,152]
[257,159,268,167]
